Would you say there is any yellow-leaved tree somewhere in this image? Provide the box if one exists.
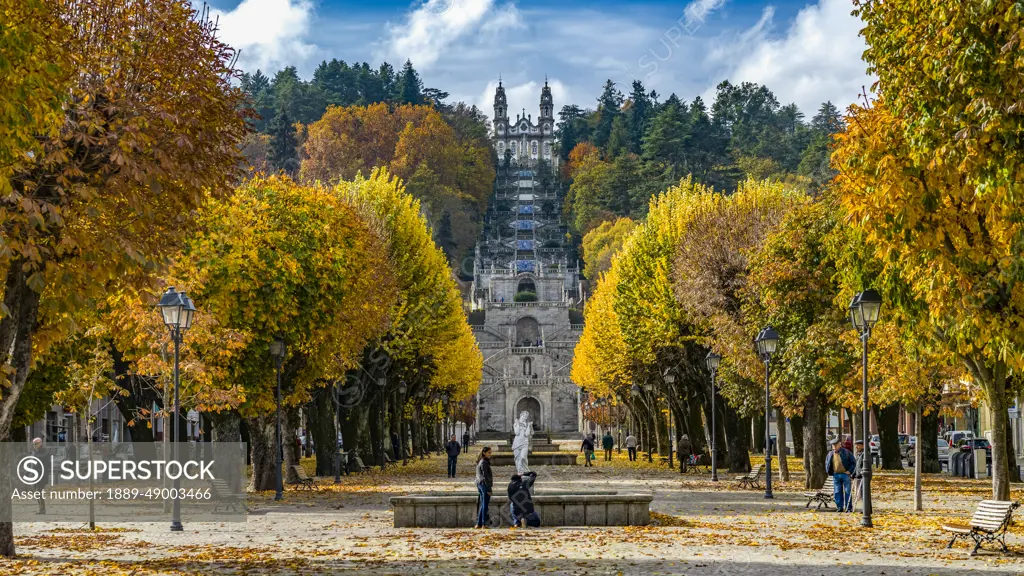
[837,0,1024,498]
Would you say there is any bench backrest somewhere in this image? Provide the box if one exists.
[748,464,763,478]
[821,476,834,493]
[291,465,309,480]
[970,500,1014,532]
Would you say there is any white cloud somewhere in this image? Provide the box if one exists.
[701,0,872,115]
[205,0,317,72]
[379,0,523,69]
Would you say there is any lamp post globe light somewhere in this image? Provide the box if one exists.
[157,287,196,532]
[705,351,722,481]
[755,325,779,499]
[849,289,882,528]
[269,336,286,501]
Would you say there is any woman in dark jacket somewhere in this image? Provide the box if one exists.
[475,446,493,528]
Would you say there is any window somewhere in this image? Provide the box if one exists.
[543,142,551,157]
[497,142,505,154]
[531,141,538,155]
[510,141,517,154]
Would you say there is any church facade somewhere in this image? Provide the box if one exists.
[470,86,580,436]
[491,80,558,168]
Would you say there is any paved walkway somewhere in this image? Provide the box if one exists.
[4,451,1024,575]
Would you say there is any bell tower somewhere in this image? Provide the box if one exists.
[539,78,554,121]
[494,79,508,131]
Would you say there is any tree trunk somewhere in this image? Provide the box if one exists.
[775,407,789,482]
[1005,408,1020,482]
[283,408,300,483]
[962,356,1010,499]
[752,412,765,454]
[876,404,903,469]
[685,396,706,455]
[0,267,42,559]
[789,414,804,458]
[341,404,361,462]
[309,389,336,476]
[247,415,276,492]
[914,404,923,511]
[920,404,941,473]
[803,392,826,489]
[724,406,751,473]
[1004,378,1020,483]
[369,399,383,468]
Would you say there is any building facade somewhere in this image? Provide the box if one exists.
[492,80,557,168]
[469,153,581,436]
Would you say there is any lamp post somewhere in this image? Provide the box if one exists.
[706,351,722,482]
[158,286,196,532]
[849,289,882,528]
[664,371,675,469]
[642,381,655,463]
[333,380,343,483]
[269,336,286,501]
[398,381,408,465]
[755,325,779,499]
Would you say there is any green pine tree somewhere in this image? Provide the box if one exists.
[269,109,299,175]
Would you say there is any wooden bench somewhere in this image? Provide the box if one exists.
[210,479,246,512]
[289,465,319,490]
[803,476,835,510]
[943,500,1018,556]
[734,464,763,489]
[383,453,399,470]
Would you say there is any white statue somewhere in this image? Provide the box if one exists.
[512,410,534,474]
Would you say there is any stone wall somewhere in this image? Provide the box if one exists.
[391,492,652,528]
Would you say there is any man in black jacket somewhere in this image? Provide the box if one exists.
[445,434,461,478]
[507,471,538,527]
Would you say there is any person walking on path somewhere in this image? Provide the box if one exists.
[848,439,866,512]
[625,432,638,461]
[391,431,402,463]
[462,430,470,453]
[602,431,614,461]
[678,434,692,472]
[475,446,493,528]
[445,434,462,478]
[825,437,856,513]
[581,434,596,467]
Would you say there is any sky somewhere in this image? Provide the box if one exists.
[202,0,874,122]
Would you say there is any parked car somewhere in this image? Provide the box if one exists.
[869,434,880,458]
[906,438,950,468]
[958,437,992,464]
[898,434,914,458]
[943,430,973,447]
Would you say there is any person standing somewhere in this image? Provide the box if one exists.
[31,438,47,514]
[475,446,493,528]
[462,430,470,453]
[848,439,865,512]
[391,431,402,463]
[581,434,596,467]
[602,431,614,462]
[679,434,692,472]
[625,432,638,462]
[445,434,461,478]
[825,437,856,513]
